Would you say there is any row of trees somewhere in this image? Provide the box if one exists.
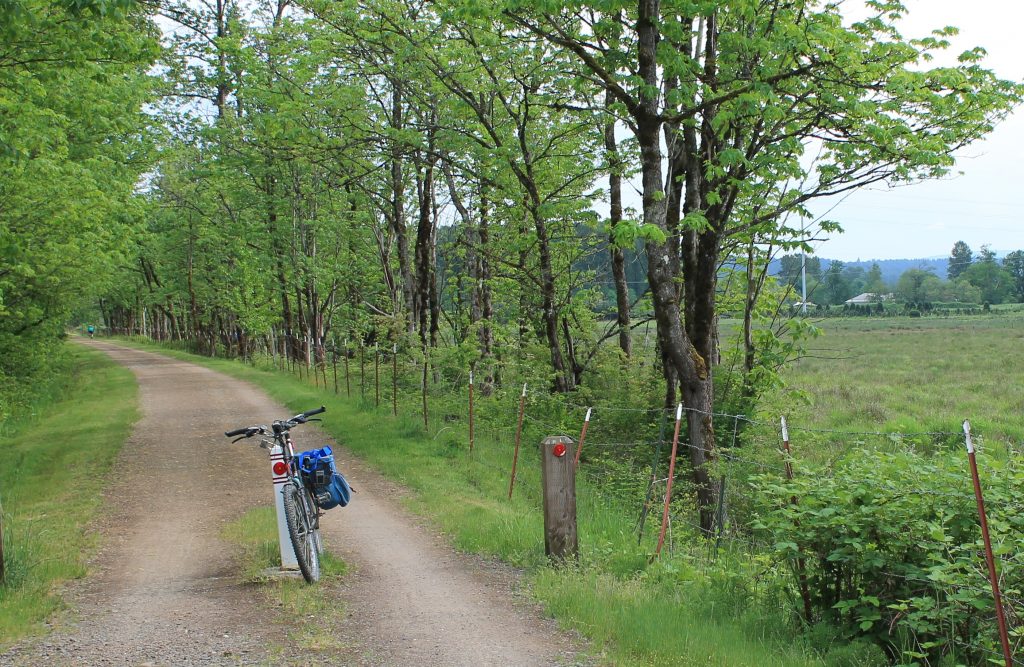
[945,242,1024,304]
[778,242,1024,308]
[5,0,1020,527]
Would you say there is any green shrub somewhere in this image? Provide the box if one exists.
[752,449,1023,665]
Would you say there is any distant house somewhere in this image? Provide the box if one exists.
[844,292,891,305]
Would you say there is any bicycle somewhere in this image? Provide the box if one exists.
[225,406,327,583]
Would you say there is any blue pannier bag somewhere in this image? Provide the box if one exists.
[295,446,352,510]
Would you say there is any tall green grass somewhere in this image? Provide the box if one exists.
[114,338,849,666]
[765,314,1024,448]
[0,344,138,649]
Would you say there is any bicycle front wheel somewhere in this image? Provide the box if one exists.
[283,483,321,583]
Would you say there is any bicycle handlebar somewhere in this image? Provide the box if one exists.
[224,406,325,440]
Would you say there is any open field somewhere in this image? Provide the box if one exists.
[765,312,1024,450]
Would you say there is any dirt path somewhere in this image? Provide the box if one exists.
[2,342,586,667]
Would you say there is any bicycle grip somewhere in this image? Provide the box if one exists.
[302,406,326,418]
[225,427,248,437]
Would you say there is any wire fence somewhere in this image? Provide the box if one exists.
[202,339,1022,665]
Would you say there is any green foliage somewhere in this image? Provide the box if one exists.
[0,0,156,416]
[752,448,1023,665]
[894,268,939,304]
[947,241,973,281]
[961,258,1013,305]
[1003,250,1024,303]
[531,566,828,667]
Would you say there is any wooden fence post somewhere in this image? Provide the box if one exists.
[332,346,338,395]
[392,344,398,417]
[468,370,475,452]
[781,416,813,623]
[344,339,350,397]
[654,403,683,558]
[541,435,578,563]
[375,344,380,407]
[508,383,527,499]
[964,420,1013,667]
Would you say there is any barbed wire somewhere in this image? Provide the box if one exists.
[277,349,1010,448]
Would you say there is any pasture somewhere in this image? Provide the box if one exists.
[766,311,1024,451]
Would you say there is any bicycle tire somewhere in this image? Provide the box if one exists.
[283,482,321,583]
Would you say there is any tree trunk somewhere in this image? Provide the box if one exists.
[389,80,414,329]
[635,1,718,532]
[186,218,199,341]
[214,0,229,117]
[605,90,632,358]
[413,151,435,345]
[532,204,571,393]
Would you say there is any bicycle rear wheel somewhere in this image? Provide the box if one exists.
[283,482,321,583]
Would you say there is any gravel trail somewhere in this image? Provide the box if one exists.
[1,342,586,667]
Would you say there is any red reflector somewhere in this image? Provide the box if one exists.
[272,461,288,476]
[552,443,567,458]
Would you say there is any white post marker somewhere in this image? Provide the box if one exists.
[270,444,299,570]
[780,416,795,482]
[573,407,592,468]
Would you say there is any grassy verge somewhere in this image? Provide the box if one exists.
[112,337,844,666]
[220,506,349,655]
[0,343,138,649]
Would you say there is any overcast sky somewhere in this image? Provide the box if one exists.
[807,0,1024,261]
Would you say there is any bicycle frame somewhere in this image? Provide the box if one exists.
[271,427,321,526]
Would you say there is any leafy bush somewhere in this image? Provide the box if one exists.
[752,448,1023,665]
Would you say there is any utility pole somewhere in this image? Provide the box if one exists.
[800,219,808,314]
[801,251,807,314]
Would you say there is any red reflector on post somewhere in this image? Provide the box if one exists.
[552,443,567,458]
[273,461,288,476]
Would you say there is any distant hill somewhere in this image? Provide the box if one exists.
[769,257,949,283]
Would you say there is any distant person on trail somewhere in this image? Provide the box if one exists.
[87,325,95,339]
